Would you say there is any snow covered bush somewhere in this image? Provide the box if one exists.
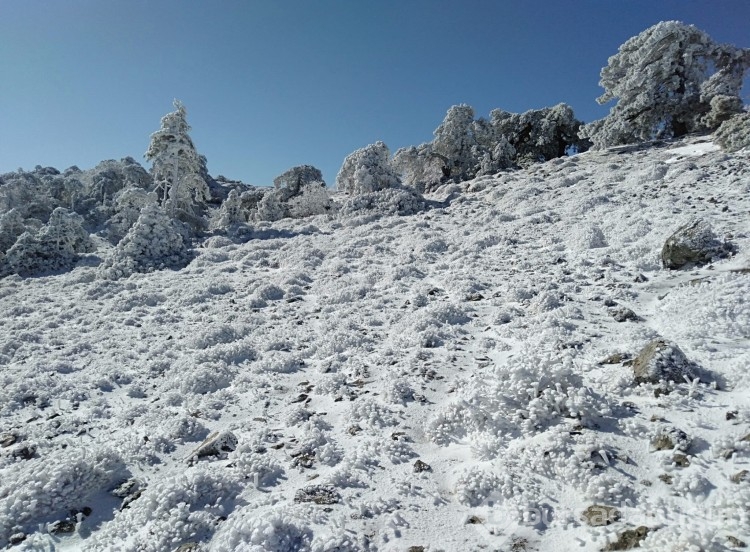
[714,111,750,152]
[453,467,515,506]
[427,344,609,445]
[336,141,400,195]
[105,185,158,242]
[0,447,128,548]
[1,207,93,277]
[288,181,336,218]
[86,466,241,552]
[97,204,192,279]
[337,186,426,217]
[209,505,314,552]
[581,21,750,149]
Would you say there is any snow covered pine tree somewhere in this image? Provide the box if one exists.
[581,21,750,149]
[145,100,210,227]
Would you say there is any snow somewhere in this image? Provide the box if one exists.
[1,136,749,551]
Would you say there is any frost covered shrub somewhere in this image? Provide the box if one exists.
[391,302,472,349]
[105,186,158,242]
[348,398,400,428]
[209,506,314,552]
[337,186,426,217]
[0,447,127,547]
[288,181,336,218]
[1,207,93,277]
[566,223,607,250]
[453,467,514,506]
[428,345,608,445]
[255,351,305,374]
[714,111,750,152]
[97,204,192,279]
[167,360,235,395]
[86,467,241,552]
[228,443,285,487]
[336,141,401,195]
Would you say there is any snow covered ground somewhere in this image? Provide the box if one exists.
[1,136,749,551]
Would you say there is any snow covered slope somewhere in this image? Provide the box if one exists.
[1,136,749,551]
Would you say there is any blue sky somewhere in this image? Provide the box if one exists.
[1,0,748,186]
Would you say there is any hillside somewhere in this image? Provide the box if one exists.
[1,135,749,551]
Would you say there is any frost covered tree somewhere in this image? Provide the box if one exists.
[581,21,750,149]
[145,100,210,222]
[392,143,446,193]
[491,103,586,165]
[431,104,478,182]
[336,141,400,195]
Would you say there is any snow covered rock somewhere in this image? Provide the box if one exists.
[660,219,731,269]
[631,339,698,384]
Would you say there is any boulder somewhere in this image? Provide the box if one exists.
[661,219,731,269]
[632,339,697,384]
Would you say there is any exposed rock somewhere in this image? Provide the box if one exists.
[727,535,747,548]
[581,504,621,527]
[0,432,17,448]
[651,427,691,452]
[174,543,203,552]
[661,219,731,269]
[466,515,484,525]
[48,519,77,534]
[604,526,649,550]
[188,431,238,462]
[112,479,141,498]
[672,453,690,467]
[8,533,26,545]
[294,484,341,505]
[610,307,641,322]
[600,353,630,365]
[730,470,749,484]
[10,443,36,460]
[407,547,426,552]
[632,339,698,384]
[413,459,432,473]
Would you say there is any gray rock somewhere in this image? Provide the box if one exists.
[661,219,731,269]
[651,427,692,452]
[188,431,238,463]
[610,307,641,322]
[413,459,432,473]
[605,526,649,551]
[632,339,697,384]
[581,505,620,527]
[294,484,341,505]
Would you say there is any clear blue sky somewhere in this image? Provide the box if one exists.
[1,0,748,186]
